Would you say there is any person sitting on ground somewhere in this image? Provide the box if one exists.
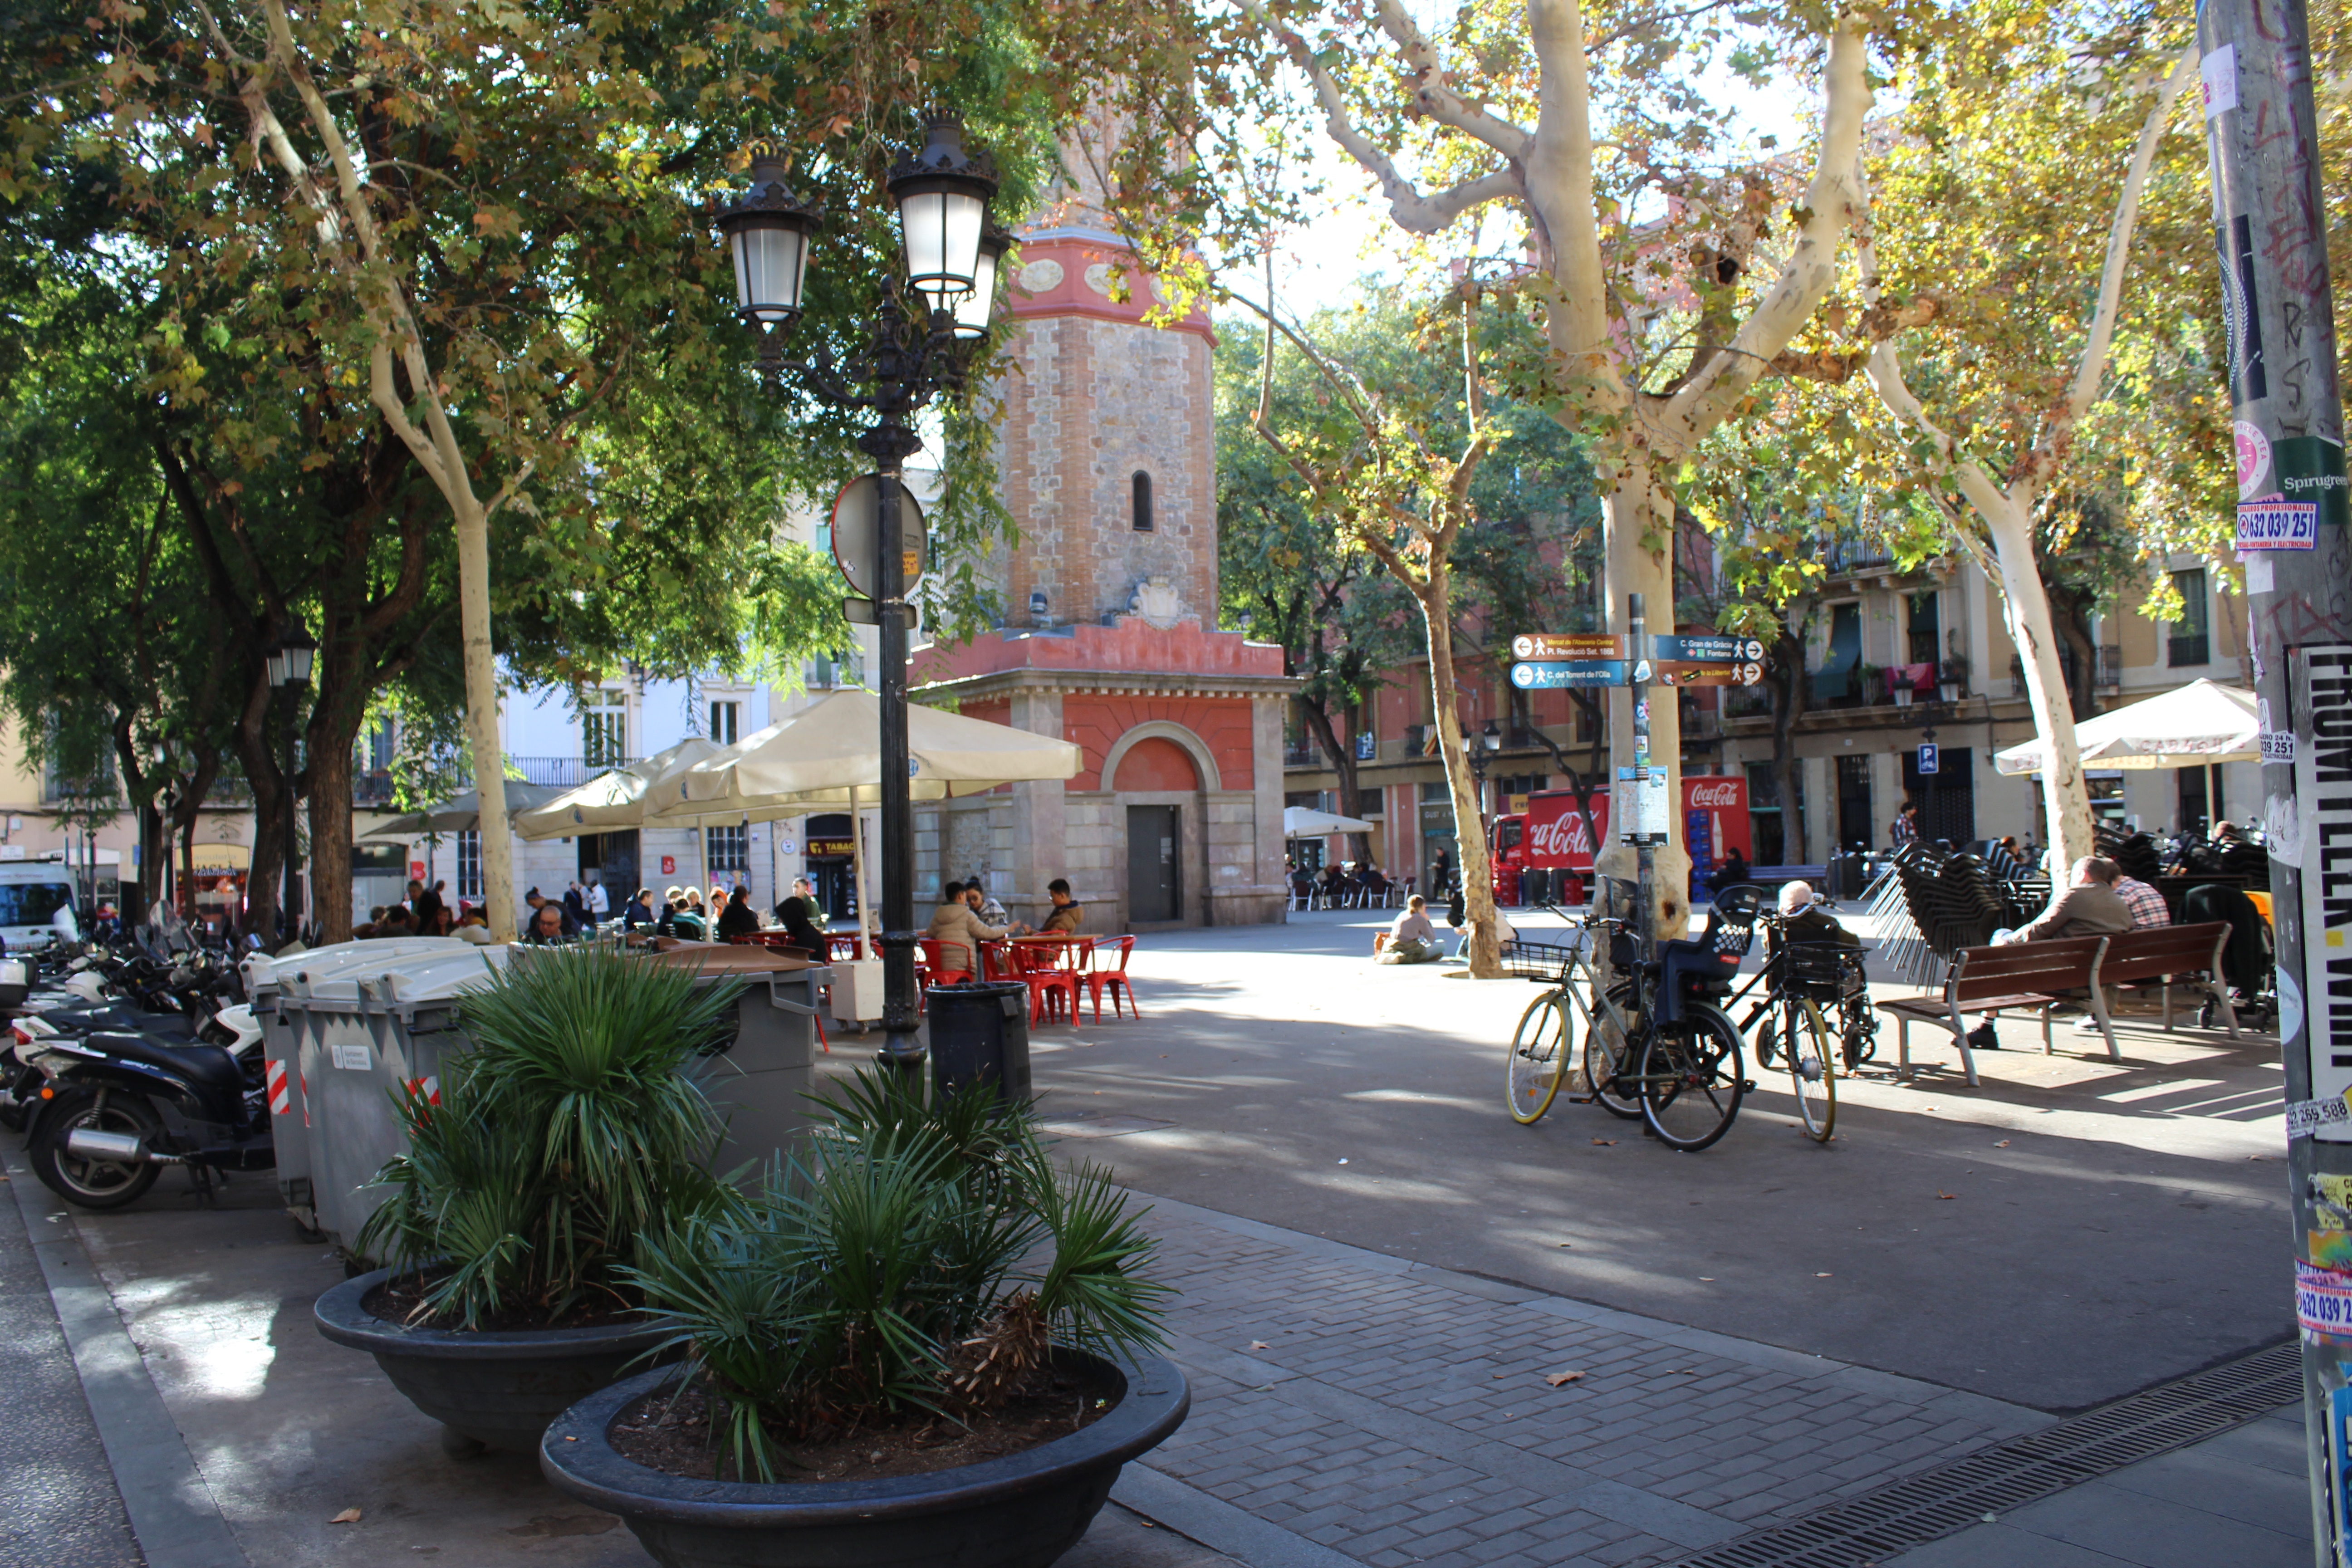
[927,880,1011,978]
[525,901,570,945]
[1374,895,1446,964]
[715,885,761,940]
[1705,846,1750,893]
[1041,878,1084,934]
[2112,870,2170,929]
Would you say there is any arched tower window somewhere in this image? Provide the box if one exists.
[1131,470,1154,532]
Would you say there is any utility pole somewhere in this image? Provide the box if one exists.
[2195,3,2351,1559]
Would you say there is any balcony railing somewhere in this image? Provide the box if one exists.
[1824,538,1897,576]
[1282,739,1318,767]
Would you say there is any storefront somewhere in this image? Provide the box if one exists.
[802,813,858,923]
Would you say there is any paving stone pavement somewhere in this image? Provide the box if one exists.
[1127,1194,2054,1568]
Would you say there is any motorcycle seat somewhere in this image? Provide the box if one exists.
[84,1032,244,1091]
[51,1007,197,1039]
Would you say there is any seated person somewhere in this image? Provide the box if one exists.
[524,902,570,945]
[926,880,1010,977]
[1374,896,1445,964]
[1705,846,1750,893]
[1041,878,1083,934]
[963,881,1017,928]
[1771,880,1859,952]
[1318,865,1348,905]
[1999,857,2132,944]
[2112,871,2170,929]
[622,888,656,930]
[771,896,828,960]
[668,895,708,941]
[715,886,761,940]
[454,910,497,946]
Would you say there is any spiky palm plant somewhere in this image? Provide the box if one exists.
[626,1066,1171,1480]
[357,946,743,1329]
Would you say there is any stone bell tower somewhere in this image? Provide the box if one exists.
[908,126,1293,931]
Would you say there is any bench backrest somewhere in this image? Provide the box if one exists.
[1947,936,2104,1003]
[2096,922,2230,985]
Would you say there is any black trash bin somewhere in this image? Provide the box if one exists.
[926,980,1033,1109]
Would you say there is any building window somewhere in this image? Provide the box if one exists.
[582,689,628,767]
[2170,569,2210,666]
[710,700,740,746]
[706,825,748,875]
[1907,592,1940,668]
[456,831,482,901]
[1131,470,1154,532]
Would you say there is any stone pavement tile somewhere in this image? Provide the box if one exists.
[1964,1480,2308,1568]
[2199,1410,2314,1478]
[2095,1441,2314,1533]
[1882,1521,2136,1567]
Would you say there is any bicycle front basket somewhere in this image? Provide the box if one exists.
[1501,939,1579,980]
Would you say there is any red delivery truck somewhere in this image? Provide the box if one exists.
[1487,776,1752,904]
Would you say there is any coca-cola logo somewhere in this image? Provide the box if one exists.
[1687,781,1742,808]
[1527,816,1594,856]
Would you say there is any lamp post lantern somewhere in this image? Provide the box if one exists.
[709,118,1006,1080]
[267,625,316,941]
[1470,718,1502,820]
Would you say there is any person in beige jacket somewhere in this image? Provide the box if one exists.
[926,880,1018,977]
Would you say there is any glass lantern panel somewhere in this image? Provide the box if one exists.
[898,189,985,303]
[951,245,999,338]
[730,225,808,322]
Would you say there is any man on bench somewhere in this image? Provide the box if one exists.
[1968,856,2133,1052]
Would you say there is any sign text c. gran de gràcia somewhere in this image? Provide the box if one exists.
[1510,632,1766,691]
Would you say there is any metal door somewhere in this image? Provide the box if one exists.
[1127,805,1181,923]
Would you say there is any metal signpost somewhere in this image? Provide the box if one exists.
[2197,0,2351,1554]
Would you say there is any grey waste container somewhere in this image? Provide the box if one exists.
[927,980,1032,1109]
[641,944,827,1183]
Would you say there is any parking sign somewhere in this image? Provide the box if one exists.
[1918,743,1939,774]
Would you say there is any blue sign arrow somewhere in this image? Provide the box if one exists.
[1512,660,1629,689]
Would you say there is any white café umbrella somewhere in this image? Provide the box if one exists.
[646,689,1083,953]
[1995,679,2258,832]
[509,737,729,842]
[360,782,567,839]
[1284,805,1377,838]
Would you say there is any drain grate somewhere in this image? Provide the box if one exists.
[1666,1339,2302,1568]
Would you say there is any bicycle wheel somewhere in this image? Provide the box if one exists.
[1841,996,1878,1069]
[1788,1001,1837,1143]
[1583,986,1644,1120]
[1639,1005,1746,1152]
[1507,991,1569,1124]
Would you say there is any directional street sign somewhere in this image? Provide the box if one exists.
[1511,660,1630,689]
[1651,634,1766,663]
[1655,661,1765,687]
[1512,633,1626,660]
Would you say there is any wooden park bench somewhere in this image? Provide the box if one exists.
[1877,923,2241,1086]
[2092,922,2238,1038]
[1877,936,2106,1086]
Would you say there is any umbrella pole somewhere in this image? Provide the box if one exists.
[852,785,878,960]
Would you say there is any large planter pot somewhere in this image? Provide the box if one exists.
[316,1267,673,1453]
[539,1349,1190,1568]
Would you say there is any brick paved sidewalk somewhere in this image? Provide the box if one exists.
[1118,1195,2053,1568]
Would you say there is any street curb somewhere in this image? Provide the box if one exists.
[3,1156,250,1568]
[1113,1463,1372,1568]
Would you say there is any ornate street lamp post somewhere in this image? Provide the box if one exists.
[709,119,1004,1078]
[265,626,316,941]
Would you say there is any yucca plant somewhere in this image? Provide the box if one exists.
[357,946,743,1329]
[625,1066,1172,1481]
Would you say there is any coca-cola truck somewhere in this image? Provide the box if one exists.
[1487,776,1752,905]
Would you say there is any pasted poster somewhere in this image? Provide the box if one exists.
[2296,646,2352,1140]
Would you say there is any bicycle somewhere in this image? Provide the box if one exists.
[1503,886,1765,1152]
[1725,919,1874,1143]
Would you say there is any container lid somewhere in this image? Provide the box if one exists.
[276,937,505,1005]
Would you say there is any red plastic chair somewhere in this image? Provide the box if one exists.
[920,937,974,988]
[1085,936,1138,1021]
[1011,940,1083,1025]
[828,932,864,962]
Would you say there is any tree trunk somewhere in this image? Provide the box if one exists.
[1418,562,1501,977]
[455,505,515,940]
[1980,497,2095,868]
[1298,696,1365,853]
[1593,463,1692,935]
[2049,587,2099,720]
[306,726,353,944]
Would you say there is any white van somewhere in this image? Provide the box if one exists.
[0,863,78,950]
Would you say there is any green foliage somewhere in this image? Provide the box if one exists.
[355,947,744,1329]
[626,1067,1170,1479]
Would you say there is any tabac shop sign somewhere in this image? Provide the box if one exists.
[2296,646,2352,1140]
